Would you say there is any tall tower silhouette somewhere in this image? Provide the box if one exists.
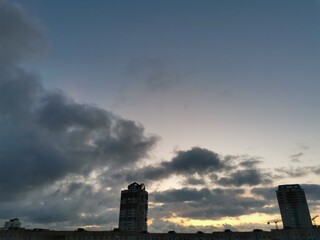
[277,184,312,229]
[118,182,148,231]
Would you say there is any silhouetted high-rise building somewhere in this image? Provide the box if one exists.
[118,182,148,231]
[277,184,312,229]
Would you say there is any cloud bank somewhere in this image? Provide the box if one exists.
[0,0,157,228]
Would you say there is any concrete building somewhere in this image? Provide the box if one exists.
[277,184,313,229]
[3,218,21,230]
[119,182,148,232]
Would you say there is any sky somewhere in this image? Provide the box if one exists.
[1,0,320,232]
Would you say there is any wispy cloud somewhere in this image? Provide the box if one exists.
[289,152,304,163]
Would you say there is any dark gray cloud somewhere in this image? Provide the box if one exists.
[0,82,157,200]
[0,0,158,229]
[127,147,225,182]
[168,148,224,174]
[314,167,320,175]
[128,149,272,188]
[0,68,42,118]
[94,118,158,166]
[217,169,272,187]
[251,187,276,201]
[105,163,278,227]
[0,0,48,64]
[0,180,119,229]
[183,176,206,186]
[300,184,320,201]
[126,152,275,225]
[238,158,263,168]
[151,187,270,220]
[0,0,157,203]
[300,184,320,214]
[25,183,118,225]
[153,188,213,203]
[274,166,313,178]
[251,184,320,216]
[38,91,111,131]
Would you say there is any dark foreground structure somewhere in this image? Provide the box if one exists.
[277,184,313,229]
[119,182,148,232]
[1,228,320,240]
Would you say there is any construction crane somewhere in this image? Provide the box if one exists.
[312,215,319,226]
[267,220,282,229]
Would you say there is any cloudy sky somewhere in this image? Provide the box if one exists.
[1,0,320,232]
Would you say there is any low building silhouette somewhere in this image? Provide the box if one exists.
[1,228,320,240]
[3,218,21,230]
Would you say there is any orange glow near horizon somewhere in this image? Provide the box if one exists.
[148,218,154,226]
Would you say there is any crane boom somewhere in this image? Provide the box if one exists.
[267,220,282,229]
[312,215,319,226]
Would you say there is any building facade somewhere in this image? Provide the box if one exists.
[119,182,148,231]
[277,184,313,229]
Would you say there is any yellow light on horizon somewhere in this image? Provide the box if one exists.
[78,225,101,229]
[162,213,282,229]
